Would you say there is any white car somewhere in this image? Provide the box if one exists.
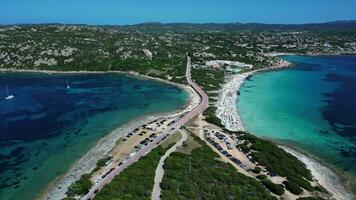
[128,152,136,158]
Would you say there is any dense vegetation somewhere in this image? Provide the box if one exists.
[160,135,277,200]
[261,179,285,195]
[94,146,167,200]
[203,106,224,127]
[191,68,225,92]
[283,181,303,195]
[236,132,315,192]
[93,156,112,172]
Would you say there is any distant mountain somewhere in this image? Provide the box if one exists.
[2,20,356,32]
[118,20,356,32]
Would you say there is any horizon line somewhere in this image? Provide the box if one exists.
[1,19,356,27]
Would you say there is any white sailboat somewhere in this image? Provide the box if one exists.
[5,86,14,100]
[66,81,70,89]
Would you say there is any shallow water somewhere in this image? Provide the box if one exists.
[0,72,188,200]
[238,55,356,192]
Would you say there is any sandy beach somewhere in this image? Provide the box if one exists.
[282,146,354,200]
[216,71,253,131]
[216,60,354,200]
[38,71,201,200]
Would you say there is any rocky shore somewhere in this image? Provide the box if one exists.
[36,71,201,200]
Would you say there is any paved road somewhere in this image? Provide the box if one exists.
[82,56,208,200]
[151,130,188,200]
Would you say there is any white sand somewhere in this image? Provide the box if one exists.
[216,72,254,131]
[216,61,354,200]
[282,146,354,200]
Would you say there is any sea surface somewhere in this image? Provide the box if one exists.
[238,55,356,192]
[0,72,188,200]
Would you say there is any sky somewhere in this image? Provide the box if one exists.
[1,0,356,25]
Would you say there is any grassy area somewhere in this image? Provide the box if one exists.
[160,132,182,149]
[160,135,277,200]
[176,133,202,154]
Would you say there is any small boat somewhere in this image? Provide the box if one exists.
[66,81,70,89]
[5,86,14,100]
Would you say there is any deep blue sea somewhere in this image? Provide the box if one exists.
[238,55,356,192]
[0,72,188,200]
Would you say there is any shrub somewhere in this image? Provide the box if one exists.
[297,197,324,200]
[287,175,314,192]
[66,173,93,196]
[284,181,303,195]
[237,144,251,153]
[239,132,313,184]
[261,179,285,195]
[256,175,268,180]
[314,185,328,193]
[203,106,224,127]
[252,167,262,174]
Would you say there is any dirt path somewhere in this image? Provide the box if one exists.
[151,130,188,200]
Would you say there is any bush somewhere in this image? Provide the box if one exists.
[252,167,262,174]
[237,143,251,153]
[96,156,112,167]
[92,156,112,172]
[261,179,285,195]
[284,181,303,195]
[203,106,224,127]
[238,132,313,185]
[297,197,324,200]
[256,175,268,180]
[66,173,93,196]
[314,185,328,193]
[287,175,314,192]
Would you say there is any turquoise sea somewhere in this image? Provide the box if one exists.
[238,55,356,192]
[0,72,188,200]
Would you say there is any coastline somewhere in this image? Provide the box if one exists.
[281,146,354,200]
[216,59,292,131]
[0,68,183,88]
[215,59,354,200]
[23,69,201,200]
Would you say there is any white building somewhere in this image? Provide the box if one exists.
[205,60,253,69]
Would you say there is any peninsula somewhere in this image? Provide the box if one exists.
[0,22,355,200]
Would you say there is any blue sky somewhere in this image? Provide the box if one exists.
[1,0,356,25]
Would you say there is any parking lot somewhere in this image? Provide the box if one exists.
[202,126,256,176]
